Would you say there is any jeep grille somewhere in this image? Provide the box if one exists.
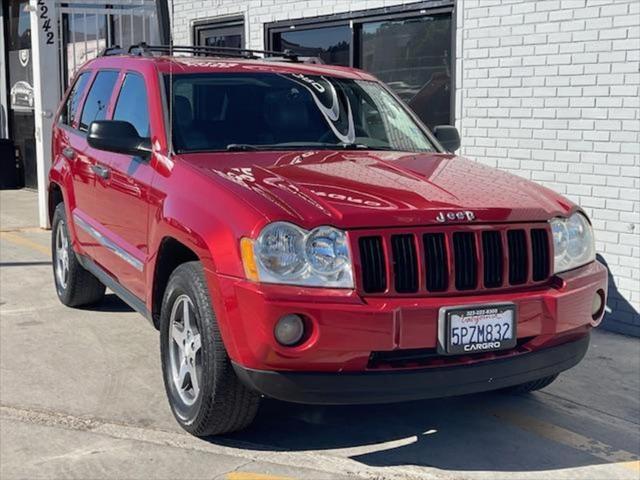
[354,224,552,295]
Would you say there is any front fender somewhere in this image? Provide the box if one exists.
[145,159,268,296]
[145,163,268,352]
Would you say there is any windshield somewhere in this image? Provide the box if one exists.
[164,72,436,153]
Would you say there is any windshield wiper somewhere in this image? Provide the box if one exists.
[224,142,394,152]
[225,143,261,151]
[337,143,394,151]
[338,142,368,150]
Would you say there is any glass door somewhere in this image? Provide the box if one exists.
[6,0,34,188]
[267,4,454,129]
[360,14,452,129]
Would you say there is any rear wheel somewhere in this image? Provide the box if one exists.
[160,261,260,436]
[51,203,105,307]
[504,374,559,394]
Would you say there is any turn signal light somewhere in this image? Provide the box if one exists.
[240,238,259,281]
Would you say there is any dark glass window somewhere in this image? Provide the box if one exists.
[165,73,434,153]
[361,15,452,128]
[194,17,244,49]
[113,74,150,137]
[267,7,454,128]
[61,72,90,127]
[7,0,31,50]
[273,25,351,66]
[79,71,119,132]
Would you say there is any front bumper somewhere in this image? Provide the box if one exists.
[233,333,590,404]
[206,260,606,372]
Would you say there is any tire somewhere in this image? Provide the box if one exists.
[160,261,260,437]
[51,203,106,307]
[504,374,559,394]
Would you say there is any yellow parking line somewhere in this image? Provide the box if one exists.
[620,461,640,473]
[494,410,639,472]
[0,231,50,256]
[226,473,295,480]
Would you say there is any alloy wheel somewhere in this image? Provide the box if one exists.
[168,294,203,406]
[55,221,70,289]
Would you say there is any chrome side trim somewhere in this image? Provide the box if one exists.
[73,213,144,272]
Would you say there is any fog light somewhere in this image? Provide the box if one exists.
[274,314,305,346]
[592,290,605,319]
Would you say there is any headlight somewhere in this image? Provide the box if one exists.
[550,212,595,274]
[242,222,354,288]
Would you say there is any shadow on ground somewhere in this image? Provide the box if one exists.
[597,254,640,337]
[88,293,134,314]
[79,294,636,474]
[204,389,636,474]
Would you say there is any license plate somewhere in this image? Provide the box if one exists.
[442,304,517,355]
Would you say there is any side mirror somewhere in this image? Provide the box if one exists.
[433,125,460,153]
[87,120,152,158]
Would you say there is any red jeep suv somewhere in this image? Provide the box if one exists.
[49,44,607,437]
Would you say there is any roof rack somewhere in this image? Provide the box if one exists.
[100,45,125,56]
[123,42,300,62]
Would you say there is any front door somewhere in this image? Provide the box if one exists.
[96,71,155,299]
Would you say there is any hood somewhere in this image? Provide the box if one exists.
[180,150,574,229]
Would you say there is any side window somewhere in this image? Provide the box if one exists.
[79,70,119,132]
[113,73,150,137]
[61,72,90,127]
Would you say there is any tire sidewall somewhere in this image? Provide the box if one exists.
[160,265,215,428]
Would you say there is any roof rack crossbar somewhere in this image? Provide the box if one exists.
[99,45,124,56]
[127,43,299,61]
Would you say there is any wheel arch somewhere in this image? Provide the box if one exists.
[151,236,201,329]
[48,182,64,224]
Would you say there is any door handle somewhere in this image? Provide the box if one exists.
[62,147,75,160]
[91,164,110,180]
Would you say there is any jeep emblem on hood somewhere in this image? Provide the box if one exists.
[436,211,476,223]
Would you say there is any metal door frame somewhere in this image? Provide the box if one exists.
[29,0,166,228]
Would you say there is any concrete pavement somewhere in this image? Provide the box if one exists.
[1,189,639,480]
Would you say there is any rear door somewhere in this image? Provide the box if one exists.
[71,69,120,268]
[97,71,156,299]
[53,70,91,216]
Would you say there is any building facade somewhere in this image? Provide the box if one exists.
[1,0,637,333]
[171,0,639,333]
[1,0,168,220]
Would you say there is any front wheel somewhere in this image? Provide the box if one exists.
[160,261,260,436]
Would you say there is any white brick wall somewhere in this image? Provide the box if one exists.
[171,0,640,331]
[170,0,418,47]
[457,0,640,331]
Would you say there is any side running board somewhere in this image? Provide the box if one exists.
[76,253,153,324]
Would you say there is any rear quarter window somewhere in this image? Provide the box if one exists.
[79,70,119,132]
